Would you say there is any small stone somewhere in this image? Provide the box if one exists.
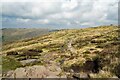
[60,75,67,78]
[80,73,89,78]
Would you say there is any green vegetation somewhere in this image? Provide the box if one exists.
[2,56,22,73]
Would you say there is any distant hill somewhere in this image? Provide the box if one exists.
[2,25,120,78]
[2,28,51,44]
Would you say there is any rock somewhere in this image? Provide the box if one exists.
[112,76,119,78]
[5,70,14,77]
[60,75,67,78]
[47,75,59,78]
[26,65,49,78]
[80,73,90,78]
[20,59,39,65]
[4,63,62,78]
[72,73,80,78]
[13,68,27,78]
[48,64,61,72]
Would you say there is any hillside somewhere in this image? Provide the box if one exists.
[2,25,120,78]
[2,28,50,44]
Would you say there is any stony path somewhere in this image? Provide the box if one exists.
[67,40,77,54]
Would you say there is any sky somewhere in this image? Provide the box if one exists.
[1,0,119,29]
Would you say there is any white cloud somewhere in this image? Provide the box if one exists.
[16,18,31,22]
[1,0,119,28]
[61,0,78,11]
[1,0,61,2]
[37,19,50,24]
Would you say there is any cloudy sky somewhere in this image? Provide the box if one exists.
[1,0,119,29]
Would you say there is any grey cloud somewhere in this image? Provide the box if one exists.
[2,0,118,28]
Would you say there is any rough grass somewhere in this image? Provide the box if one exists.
[2,56,22,73]
[2,25,120,78]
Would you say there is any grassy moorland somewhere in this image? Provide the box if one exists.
[2,28,50,44]
[2,25,120,78]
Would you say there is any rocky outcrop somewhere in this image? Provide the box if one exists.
[4,61,63,78]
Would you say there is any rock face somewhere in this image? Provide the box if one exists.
[4,64,62,78]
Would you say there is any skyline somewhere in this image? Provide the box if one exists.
[1,0,119,29]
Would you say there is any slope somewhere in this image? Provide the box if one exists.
[2,28,50,44]
[2,25,120,78]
